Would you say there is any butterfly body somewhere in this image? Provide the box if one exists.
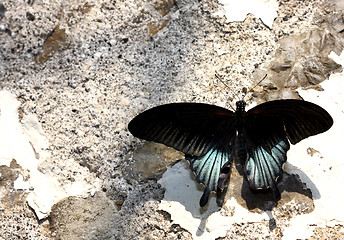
[233,101,248,167]
[128,99,333,207]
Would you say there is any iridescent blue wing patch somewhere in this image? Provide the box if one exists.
[245,138,290,199]
[186,147,232,207]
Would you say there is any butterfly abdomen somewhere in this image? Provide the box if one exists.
[235,131,247,173]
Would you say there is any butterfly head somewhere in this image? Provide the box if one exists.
[236,100,246,112]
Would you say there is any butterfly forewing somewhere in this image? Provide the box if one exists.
[245,100,333,147]
[129,103,236,157]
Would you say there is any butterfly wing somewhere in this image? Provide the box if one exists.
[186,146,233,207]
[129,103,236,156]
[245,138,290,199]
[245,99,333,148]
[128,103,237,206]
[244,99,333,196]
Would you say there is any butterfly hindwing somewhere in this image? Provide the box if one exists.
[245,138,290,199]
[186,147,233,207]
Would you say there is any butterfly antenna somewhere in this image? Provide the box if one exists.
[215,72,235,111]
[215,72,231,89]
[246,74,268,94]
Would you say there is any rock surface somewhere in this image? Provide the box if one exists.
[0,0,343,239]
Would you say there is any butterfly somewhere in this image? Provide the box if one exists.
[128,99,333,207]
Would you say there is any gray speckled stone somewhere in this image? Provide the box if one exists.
[1,0,343,239]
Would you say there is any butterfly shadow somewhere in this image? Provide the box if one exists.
[160,159,321,236]
[239,163,320,210]
[221,161,320,230]
[132,147,322,237]
[160,160,319,236]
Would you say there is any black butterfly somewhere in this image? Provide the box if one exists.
[128,99,333,207]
